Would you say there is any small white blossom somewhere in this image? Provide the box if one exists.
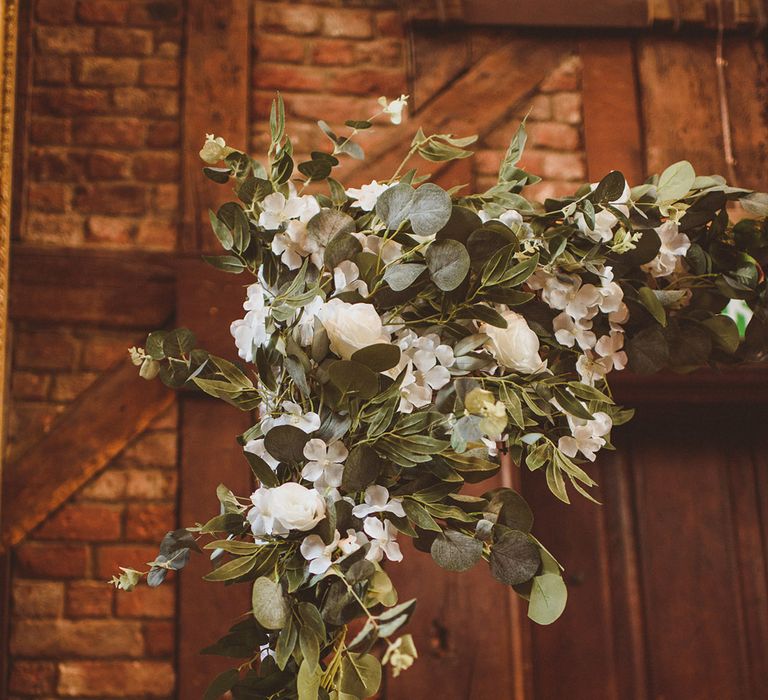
[354,232,403,264]
[558,411,612,461]
[378,94,408,124]
[230,283,270,363]
[272,219,319,270]
[302,439,347,489]
[333,260,369,296]
[595,331,628,371]
[363,517,403,562]
[258,184,320,230]
[293,295,325,347]
[642,221,691,278]
[352,485,406,519]
[345,180,391,211]
[576,353,612,386]
[339,528,367,555]
[199,133,232,164]
[553,312,597,351]
[244,438,279,471]
[261,401,321,434]
[300,531,341,575]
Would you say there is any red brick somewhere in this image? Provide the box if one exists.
[22,212,85,245]
[143,620,174,656]
[136,217,177,250]
[116,584,175,618]
[14,330,79,370]
[96,544,157,580]
[255,63,327,92]
[525,179,578,201]
[12,580,65,617]
[113,87,179,117]
[9,660,57,695]
[542,152,586,181]
[30,116,70,145]
[528,94,552,121]
[127,1,182,25]
[123,469,177,500]
[6,402,68,458]
[51,371,99,401]
[133,152,180,181]
[86,215,137,244]
[77,57,139,86]
[516,148,548,176]
[27,147,87,180]
[311,38,356,66]
[474,149,503,176]
[151,402,178,430]
[322,8,373,39]
[528,121,581,151]
[11,371,51,400]
[29,182,70,212]
[552,91,582,125]
[326,67,404,96]
[122,431,177,467]
[36,502,122,541]
[32,87,109,116]
[87,150,132,179]
[146,120,179,148]
[72,117,146,148]
[80,469,128,500]
[279,92,372,124]
[257,33,306,63]
[66,580,114,617]
[15,543,89,579]
[76,0,129,24]
[541,55,582,92]
[80,334,133,371]
[12,619,144,658]
[34,55,71,85]
[96,27,154,55]
[125,503,175,541]
[73,183,146,215]
[36,26,95,54]
[36,0,77,24]
[58,660,175,697]
[375,10,404,37]
[140,58,179,87]
[258,3,321,35]
[151,182,179,212]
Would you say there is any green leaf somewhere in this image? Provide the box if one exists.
[487,489,534,532]
[383,263,426,291]
[264,425,311,463]
[351,343,401,372]
[307,209,355,250]
[657,160,696,201]
[202,254,245,274]
[410,183,453,238]
[431,530,483,571]
[324,231,363,270]
[425,239,470,291]
[404,499,442,532]
[489,529,541,586]
[436,206,483,243]
[703,315,740,354]
[145,330,167,360]
[163,328,195,358]
[208,209,234,250]
[203,669,239,700]
[638,287,667,326]
[203,166,230,184]
[376,183,415,230]
[626,325,670,374]
[528,573,568,625]
[340,653,382,698]
[204,553,259,582]
[252,577,288,629]
[341,444,382,492]
[345,119,372,129]
[591,170,626,202]
[297,659,322,700]
[328,360,378,399]
[552,386,594,421]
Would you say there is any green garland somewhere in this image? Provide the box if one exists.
[114,96,768,700]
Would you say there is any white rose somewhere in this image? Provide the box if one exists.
[249,483,325,537]
[482,309,545,374]
[318,299,390,360]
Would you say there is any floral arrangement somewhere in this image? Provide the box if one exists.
[116,95,767,700]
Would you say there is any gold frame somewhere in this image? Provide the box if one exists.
[0,0,18,491]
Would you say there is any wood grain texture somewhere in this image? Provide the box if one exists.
[0,360,174,549]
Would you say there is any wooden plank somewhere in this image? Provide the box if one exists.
[9,244,176,328]
[343,40,576,188]
[464,0,649,27]
[0,360,174,549]
[580,39,645,185]
[181,0,249,253]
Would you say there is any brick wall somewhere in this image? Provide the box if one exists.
[5,2,586,698]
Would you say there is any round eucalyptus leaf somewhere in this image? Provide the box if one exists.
[410,183,453,238]
[341,444,382,492]
[324,231,363,270]
[375,183,415,230]
[340,652,382,698]
[431,530,483,572]
[264,425,311,463]
[625,325,670,375]
[489,529,541,586]
[252,577,288,629]
[307,208,355,248]
[657,160,696,202]
[425,239,471,291]
[436,205,482,242]
[351,343,401,372]
[527,573,568,625]
[328,360,379,399]
[383,263,426,292]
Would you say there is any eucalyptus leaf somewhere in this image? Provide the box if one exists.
[252,577,288,629]
[430,530,483,571]
[425,239,470,291]
[489,529,541,586]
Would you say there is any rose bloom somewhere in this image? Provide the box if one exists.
[482,309,545,374]
[248,483,326,537]
[317,299,390,360]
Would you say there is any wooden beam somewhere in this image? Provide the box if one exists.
[0,360,174,550]
[343,39,577,188]
[9,244,176,328]
[581,39,645,185]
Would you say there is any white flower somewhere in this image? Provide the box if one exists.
[244,438,280,471]
[272,219,319,270]
[595,332,628,371]
[576,353,612,386]
[397,367,434,414]
[352,485,406,519]
[575,179,631,243]
[553,312,596,351]
[263,401,321,434]
[558,411,612,461]
[199,133,232,164]
[482,309,545,374]
[302,439,347,488]
[293,295,325,347]
[565,283,601,323]
[258,184,320,230]
[339,528,368,555]
[529,271,581,311]
[248,483,326,537]
[300,531,341,575]
[230,283,269,363]
[318,299,390,360]
[346,180,391,211]
[378,94,408,124]
[364,517,403,562]
[354,232,403,264]
[333,261,369,296]
[642,221,691,278]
